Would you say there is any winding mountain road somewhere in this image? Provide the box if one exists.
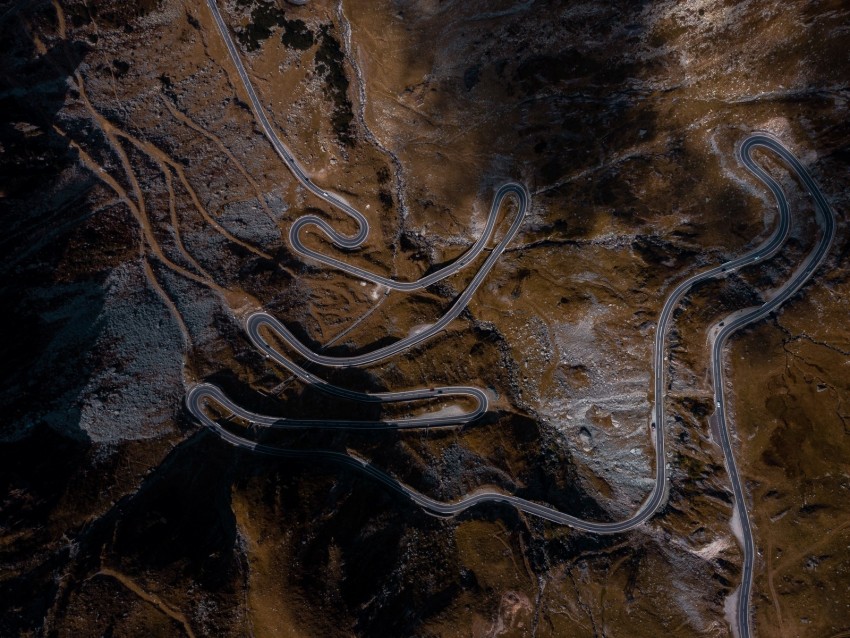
[712,134,835,638]
[191,2,837,636]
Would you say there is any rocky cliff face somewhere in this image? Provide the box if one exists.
[2,0,848,636]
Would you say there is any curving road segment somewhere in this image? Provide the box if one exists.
[192,3,837,636]
[711,133,835,638]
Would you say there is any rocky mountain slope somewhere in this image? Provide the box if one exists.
[1,0,848,636]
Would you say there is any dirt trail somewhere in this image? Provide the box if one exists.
[163,98,277,224]
[144,254,193,348]
[75,74,273,263]
[765,536,785,637]
[96,568,197,638]
[119,125,276,262]
[50,0,65,38]
[53,124,220,294]
[163,167,213,278]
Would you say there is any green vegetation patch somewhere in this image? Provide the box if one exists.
[237,2,315,53]
[237,2,284,52]
[315,25,355,147]
[281,18,314,50]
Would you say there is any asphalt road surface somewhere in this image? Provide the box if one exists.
[195,3,836,635]
[710,133,835,638]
